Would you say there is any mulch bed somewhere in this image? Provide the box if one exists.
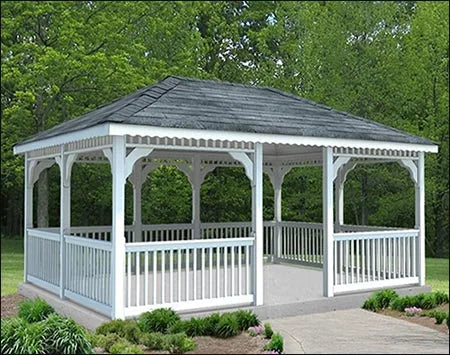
[1,293,25,319]
[379,303,449,334]
[3,293,269,354]
[94,333,269,354]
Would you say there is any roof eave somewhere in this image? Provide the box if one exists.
[13,123,439,155]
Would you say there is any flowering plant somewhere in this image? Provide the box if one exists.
[248,324,264,336]
[405,306,422,316]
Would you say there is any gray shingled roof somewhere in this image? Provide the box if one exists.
[17,75,435,146]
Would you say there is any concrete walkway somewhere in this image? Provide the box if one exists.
[270,309,449,354]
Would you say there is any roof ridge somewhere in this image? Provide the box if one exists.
[100,76,182,122]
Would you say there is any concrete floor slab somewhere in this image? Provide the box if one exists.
[270,309,449,354]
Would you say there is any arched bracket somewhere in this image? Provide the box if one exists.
[398,159,418,185]
[175,161,217,187]
[103,147,154,179]
[55,153,78,187]
[264,165,292,191]
[229,152,253,182]
[29,159,55,186]
[333,156,351,181]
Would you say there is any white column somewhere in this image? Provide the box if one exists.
[111,136,126,319]
[274,180,282,259]
[253,143,264,305]
[59,147,66,298]
[417,152,425,286]
[335,170,344,229]
[24,154,33,282]
[323,147,334,297]
[192,157,201,239]
[132,160,143,242]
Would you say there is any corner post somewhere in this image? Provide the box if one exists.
[417,152,425,286]
[334,170,344,230]
[24,153,33,282]
[132,160,143,242]
[112,136,126,319]
[273,179,282,260]
[323,147,334,297]
[192,156,201,239]
[253,143,264,305]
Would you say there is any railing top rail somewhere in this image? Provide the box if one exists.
[125,237,254,252]
[334,229,419,241]
[69,225,112,232]
[141,223,193,230]
[279,221,322,227]
[200,221,252,228]
[64,234,112,251]
[27,228,60,242]
[340,224,402,231]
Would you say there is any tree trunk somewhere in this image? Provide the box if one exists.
[37,169,49,228]
[361,173,368,226]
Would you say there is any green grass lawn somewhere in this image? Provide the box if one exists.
[1,236,24,295]
[1,237,449,296]
[426,257,449,295]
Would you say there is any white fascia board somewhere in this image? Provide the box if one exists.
[13,124,110,155]
[14,122,439,155]
[110,123,439,153]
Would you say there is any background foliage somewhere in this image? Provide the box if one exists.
[1,1,448,256]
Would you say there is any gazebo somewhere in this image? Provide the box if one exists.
[14,76,438,320]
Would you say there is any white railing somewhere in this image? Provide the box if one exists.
[69,225,112,241]
[333,229,419,293]
[26,229,60,294]
[142,223,193,242]
[277,222,323,265]
[123,238,254,316]
[64,235,112,315]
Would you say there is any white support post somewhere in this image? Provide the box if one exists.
[253,143,264,305]
[335,170,344,230]
[323,147,334,297]
[265,165,291,260]
[111,136,126,319]
[131,160,143,242]
[417,152,425,286]
[192,156,201,239]
[274,182,282,259]
[56,149,76,299]
[24,153,33,282]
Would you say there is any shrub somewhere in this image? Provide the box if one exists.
[109,339,143,354]
[423,310,448,325]
[203,313,221,335]
[391,295,417,312]
[447,314,449,328]
[90,333,124,351]
[42,313,92,354]
[416,293,437,310]
[404,307,422,316]
[264,333,284,354]
[233,310,260,330]
[184,317,208,337]
[168,320,188,334]
[18,298,54,323]
[434,291,449,305]
[96,319,142,343]
[138,308,180,333]
[374,289,398,309]
[215,314,239,338]
[362,297,380,312]
[164,333,196,354]
[143,332,166,350]
[264,323,274,339]
[362,289,398,312]
[1,317,45,355]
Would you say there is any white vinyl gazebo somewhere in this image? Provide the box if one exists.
[14,76,438,319]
